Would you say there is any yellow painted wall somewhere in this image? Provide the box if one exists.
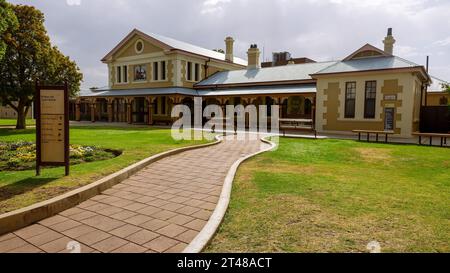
[207,66,225,77]
[316,72,421,137]
[106,33,245,90]
[427,92,449,106]
[111,60,175,90]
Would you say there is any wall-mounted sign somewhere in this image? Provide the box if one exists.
[384,94,397,101]
[36,83,69,176]
[384,107,395,131]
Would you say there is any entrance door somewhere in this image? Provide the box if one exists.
[384,108,395,131]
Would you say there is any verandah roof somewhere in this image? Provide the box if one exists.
[78,85,317,98]
[197,85,316,96]
[79,87,198,98]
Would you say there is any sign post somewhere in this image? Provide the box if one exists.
[35,82,70,176]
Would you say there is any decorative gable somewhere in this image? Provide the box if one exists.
[343,44,391,61]
[102,29,172,62]
[113,35,165,59]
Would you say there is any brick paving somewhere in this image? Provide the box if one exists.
[0,135,266,253]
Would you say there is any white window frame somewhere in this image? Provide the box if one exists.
[160,61,167,81]
[151,61,168,82]
[116,66,122,84]
[122,65,128,83]
[185,61,202,83]
[115,65,129,84]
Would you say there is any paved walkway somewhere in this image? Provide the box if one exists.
[0,135,267,253]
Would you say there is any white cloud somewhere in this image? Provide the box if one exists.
[325,0,426,13]
[8,0,449,87]
[396,45,420,58]
[201,0,231,15]
[66,0,81,6]
[433,36,450,47]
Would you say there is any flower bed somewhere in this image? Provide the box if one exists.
[0,141,121,171]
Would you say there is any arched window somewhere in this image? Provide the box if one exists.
[289,96,301,115]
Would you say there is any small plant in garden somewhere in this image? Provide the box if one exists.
[0,141,121,171]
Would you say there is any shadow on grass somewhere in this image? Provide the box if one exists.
[0,125,163,137]
[0,177,59,203]
[0,128,35,137]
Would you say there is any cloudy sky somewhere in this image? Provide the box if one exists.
[8,0,450,89]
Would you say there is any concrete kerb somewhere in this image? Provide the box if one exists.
[183,135,277,253]
[0,135,222,236]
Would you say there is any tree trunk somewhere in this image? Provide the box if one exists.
[15,103,27,130]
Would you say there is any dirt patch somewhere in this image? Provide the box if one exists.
[354,147,392,163]
[243,159,317,175]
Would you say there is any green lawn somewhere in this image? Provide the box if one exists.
[0,119,35,126]
[206,138,450,253]
[0,126,210,214]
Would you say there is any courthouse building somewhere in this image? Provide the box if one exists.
[74,28,448,137]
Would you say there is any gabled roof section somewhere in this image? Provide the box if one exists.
[195,61,337,88]
[101,29,247,66]
[313,56,423,75]
[101,29,171,62]
[343,44,391,61]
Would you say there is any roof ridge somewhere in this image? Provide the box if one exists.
[314,60,343,74]
[220,60,339,74]
[142,30,247,64]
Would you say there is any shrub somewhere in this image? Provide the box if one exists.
[0,141,120,171]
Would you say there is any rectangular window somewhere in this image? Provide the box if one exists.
[161,61,166,80]
[187,62,192,81]
[194,63,199,81]
[123,66,128,83]
[116,66,122,83]
[134,65,147,81]
[364,81,377,118]
[344,82,356,118]
[153,62,159,81]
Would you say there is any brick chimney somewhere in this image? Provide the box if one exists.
[225,37,234,62]
[383,28,396,55]
[247,44,261,69]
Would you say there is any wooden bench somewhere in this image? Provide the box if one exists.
[412,132,450,147]
[352,130,394,143]
[279,118,317,138]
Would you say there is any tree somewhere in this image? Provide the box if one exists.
[0,4,82,129]
[444,83,450,94]
[443,83,450,107]
[0,0,18,61]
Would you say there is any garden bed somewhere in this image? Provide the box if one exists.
[0,141,121,171]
